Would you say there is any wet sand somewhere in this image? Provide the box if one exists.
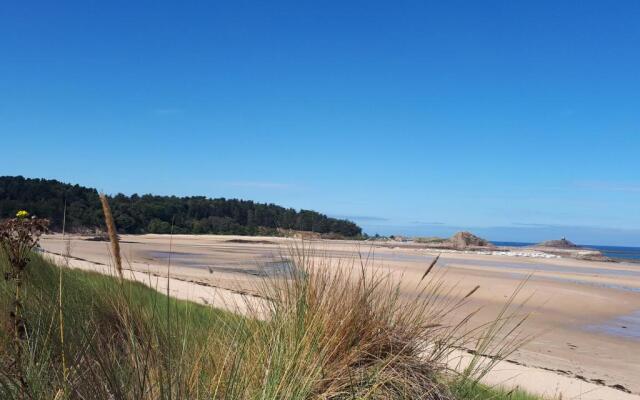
[40,234,640,398]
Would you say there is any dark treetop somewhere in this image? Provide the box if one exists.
[0,176,362,237]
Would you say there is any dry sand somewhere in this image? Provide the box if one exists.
[40,234,640,399]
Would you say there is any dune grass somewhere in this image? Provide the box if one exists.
[0,252,248,398]
[450,380,540,400]
[0,246,538,399]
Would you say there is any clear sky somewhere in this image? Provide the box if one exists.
[1,1,639,245]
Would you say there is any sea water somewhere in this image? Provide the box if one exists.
[492,241,640,262]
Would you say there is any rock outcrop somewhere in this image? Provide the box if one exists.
[533,238,612,262]
[449,231,495,249]
[413,231,495,250]
[536,238,579,249]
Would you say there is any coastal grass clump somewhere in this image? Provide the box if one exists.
[0,207,534,399]
[450,380,540,400]
[257,246,531,399]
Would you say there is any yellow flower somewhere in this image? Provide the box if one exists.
[16,210,29,218]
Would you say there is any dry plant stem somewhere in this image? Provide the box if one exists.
[99,193,123,280]
[166,217,174,399]
[59,201,69,390]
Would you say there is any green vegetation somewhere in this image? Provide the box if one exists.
[0,252,240,398]
[414,236,448,244]
[0,176,362,237]
[451,380,541,400]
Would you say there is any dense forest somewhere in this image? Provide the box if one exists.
[0,176,362,237]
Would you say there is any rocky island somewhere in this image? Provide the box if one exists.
[531,237,610,261]
[411,234,612,262]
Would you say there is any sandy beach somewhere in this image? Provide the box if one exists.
[40,234,640,399]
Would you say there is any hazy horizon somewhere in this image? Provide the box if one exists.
[351,219,640,247]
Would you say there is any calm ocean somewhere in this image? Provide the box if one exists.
[492,241,640,262]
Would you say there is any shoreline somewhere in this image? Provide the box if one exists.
[44,231,640,263]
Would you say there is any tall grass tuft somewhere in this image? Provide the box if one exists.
[240,245,530,399]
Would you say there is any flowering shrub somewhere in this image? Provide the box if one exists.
[0,212,49,277]
[0,211,49,338]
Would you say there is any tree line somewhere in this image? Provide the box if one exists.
[0,176,362,237]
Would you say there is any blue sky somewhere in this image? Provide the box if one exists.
[1,1,639,245]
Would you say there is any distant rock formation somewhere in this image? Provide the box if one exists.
[412,231,495,250]
[449,231,495,249]
[535,237,579,249]
[532,238,612,262]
